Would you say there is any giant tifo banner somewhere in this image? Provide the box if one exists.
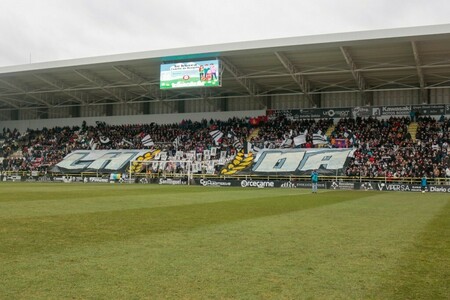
[56,148,354,175]
[221,148,355,176]
[267,104,449,120]
[53,150,154,174]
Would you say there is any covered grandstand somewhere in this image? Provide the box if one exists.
[0,24,450,190]
[0,24,449,129]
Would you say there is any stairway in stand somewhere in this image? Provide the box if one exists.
[247,128,260,141]
[325,124,335,138]
[408,122,418,141]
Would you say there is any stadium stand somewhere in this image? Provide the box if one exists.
[1,115,449,181]
[0,116,330,171]
[1,26,450,183]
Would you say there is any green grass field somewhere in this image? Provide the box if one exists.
[0,183,448,299]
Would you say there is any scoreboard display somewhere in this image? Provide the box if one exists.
[160,59,220,89]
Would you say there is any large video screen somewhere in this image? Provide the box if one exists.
[160,59,220,89]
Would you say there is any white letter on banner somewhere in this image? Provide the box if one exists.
[300,150,351,171]
[253,151,305,172]
[88,152,138,171]
[56,152,91,170]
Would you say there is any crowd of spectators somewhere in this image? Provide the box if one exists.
[250,116,333,149]
[1,116,328,173]
[1,114,449,180]
[345,116,449,179]
[331,116,411,149]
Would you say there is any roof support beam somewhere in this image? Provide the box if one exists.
[221,57,260,96]
[411,41,426,90]
[74,69,127,102]
[0,81,162,97]
[33,74,89,104]
[112,65,161,100]
[0,78,51,107]
[241,63,450,80]
[274,51,316,106]
[0,97,20,109]
[340,46,367,92]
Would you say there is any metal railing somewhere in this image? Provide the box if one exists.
[1,170,449,185]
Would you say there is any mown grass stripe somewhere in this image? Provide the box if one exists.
[376,200,450,299]
[0,184,448,299]
[0,183,213,203]
[0,185,313,218]
[2,190,446,299]
[0,190,372,257]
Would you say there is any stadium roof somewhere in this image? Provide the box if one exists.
[1,24,450,110]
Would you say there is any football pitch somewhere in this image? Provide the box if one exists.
[0,183,448,299]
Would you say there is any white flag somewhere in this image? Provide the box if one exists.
[89,138,97,150]
[160,152,168,161]
[99,136,110,144]
[281,138,293,148]
[293,134,306,146]
[173,136,181,149]
[122,138,134,146]
[313,133,328,145]
[209,130,223,145]
[246,142,260,154]
[233,137,243,150]
[142,134,154,147]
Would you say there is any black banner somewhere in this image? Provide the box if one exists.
[356,182,450,193]
[412,105,445,116]
[269,104,449,120]
[197,178,236,187]
[377,105,411,116]
[192,179,450,193]
[352,106,372,118]
[196,179,326,189]
[158,178,189,185]
[278,181,327,189]
[5,174,450,193]
[1,175,22,182]
[328,181,356,190]
[268,108,352,120]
